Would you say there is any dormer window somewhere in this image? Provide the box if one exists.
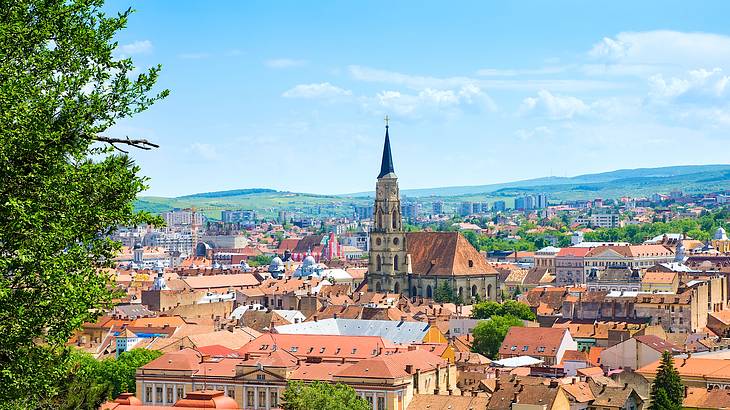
[522,346,529,351]
[468,260,474,268]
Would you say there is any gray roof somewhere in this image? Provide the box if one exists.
[274,318,430,344]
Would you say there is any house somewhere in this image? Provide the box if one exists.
[640,271,679,293]
[273,317,446,345]
[599,335,682,371]
[499,327,578,365]
[588,384,644,410]
[637,356,730,389]
[487,379,571,410]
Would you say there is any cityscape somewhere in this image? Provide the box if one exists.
[6,1,730,410]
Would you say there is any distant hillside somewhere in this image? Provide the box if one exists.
[136,164,730,218]
[349,164,730,197]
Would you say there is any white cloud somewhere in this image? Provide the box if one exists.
[119,40,152,55]
[282,82,352,99]
[520,90,590,120]
[179,52,210,60]
[475,66,568,77]
[649,68,730,101]
[371,85,496,118]
[266,58,308,68]
[589,31,730,69]
[189,143,219,160]
[515,126,553,140]
[349,65,617,92]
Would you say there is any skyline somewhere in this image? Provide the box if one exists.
[108,1,730,197]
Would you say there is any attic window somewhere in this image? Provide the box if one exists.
[538,346,545,352]
[290,346,298,353]
[351,348,357,354]
[511,346,517,351]
[320,347,325,353]
[522,346,529,352]
[468,260,474,268]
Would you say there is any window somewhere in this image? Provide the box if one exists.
[511,346,517,351]
[227,388,235,399]
[376,237,382,246]
[468,260,474,268]
[538,346,545,352]
[523,345,529,351]
[352,348,357,354]
[394,255,399,271]
[247,390,254,407]
[290,346,298,352]
[377,396,386,410]
[257,374,265,381]
[166,387,173,403]
[320,347,326,353]
[176,387,184,401]
[145,386,152,403]
[393,237,399,245]
[366,396,374,406]
[155,387,163,403]
[270,391,278,407]
[259,390,266,406]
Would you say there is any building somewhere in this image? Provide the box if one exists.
[162,209,205,227]
[588,209,619,228]
[555,247,592,285]
[401,202,420,222]
[534,246,561,272]
[586,266,642,292]
[498,327,577,365]
[583,245,674,279]
[459,202,474,217]
[354,205,374,220]
[221,210,256,224]
[432,201,444,216]
[492,200,506,212]
[367,124,499,300]
[599,335,682,371]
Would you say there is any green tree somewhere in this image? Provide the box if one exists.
[471,315,524,359]
[433,281,459,304]
[248,254,274,267]
[649,351,683,410]
[282,381,370,410]
[98,349,163,397]
[0,0,167,405]
[472,300,536,321]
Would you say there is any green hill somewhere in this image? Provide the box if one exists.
[135,164,730,218]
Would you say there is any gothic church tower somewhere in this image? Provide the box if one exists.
[368,121,410,294]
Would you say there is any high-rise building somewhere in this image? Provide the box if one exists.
[459,202,474,217]
[221,209,256,223]
[401,202,420,222]
[536,193,548,209]
[354,205,374,220]
[162,210,205,227]
[277,210,290,225]
[432,201,444,215]
[492,200,506,212]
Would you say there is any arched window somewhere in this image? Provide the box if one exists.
[394,255,399,271]
[487,284,493,298]
[376,282,382,292]
[392,210,398,229]
[394,282,400,294]
[471,285,477,297]
[412,286,418,297]
[426,285,433,298]
[377,212,383,229]
[458,287,464,298]
[376,255,382,271]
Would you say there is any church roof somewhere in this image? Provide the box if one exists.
[406,232,498,276]
[377,126,395,178]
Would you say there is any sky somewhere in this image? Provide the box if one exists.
[107,0,730,197]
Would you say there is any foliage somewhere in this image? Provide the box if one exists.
[37,348,161,410]
[471,315,524,359]
[248,254,274,267]
[433,281,461,304]
[0,0,167,405]
[472,300,536,321]
[585,210,730,244]
[281,381,370,410]
[649,351,683,410]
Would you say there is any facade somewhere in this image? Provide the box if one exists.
[498,327,578,365]
[221,210,256,224]
[583,245,674,279]
[534,246,561,272]
[367,125,499,301]
[555,247,591,285]
[492,200,506,212]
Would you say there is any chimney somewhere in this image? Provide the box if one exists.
[333,313,338,319]
[400,315,407,322]
[313,315,318,322]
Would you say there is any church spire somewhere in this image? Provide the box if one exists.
[378,116,395,178]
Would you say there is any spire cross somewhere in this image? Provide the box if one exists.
[384,115,390,128]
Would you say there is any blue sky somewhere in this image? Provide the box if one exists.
[108,1,730,197]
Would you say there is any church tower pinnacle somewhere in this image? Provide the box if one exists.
[368,117,410,295]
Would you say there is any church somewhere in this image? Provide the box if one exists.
[367,122,499,302]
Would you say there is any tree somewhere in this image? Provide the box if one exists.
[282,381,370,410]
[471,315,524,359]
[472,300,536,321]
[434,281,459,304]
[98,349,163,397]
[649,351,683,410]
[0,0,167,405]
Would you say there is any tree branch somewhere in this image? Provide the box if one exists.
[94,136,159,150]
